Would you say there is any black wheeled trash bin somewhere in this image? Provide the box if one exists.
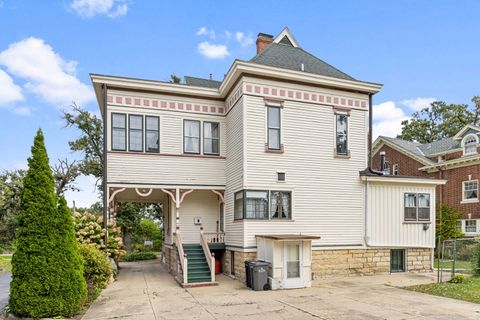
[252,261,270,291]
[244,261,254,288]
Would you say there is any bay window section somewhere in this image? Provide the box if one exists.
[184,120,200,154]
[128,115,143,152]
[267,106,281,150]
[245,191,269,219]
[234,190,292,220]
[204,122,220,155]
[111,113,126,151]
[270,191,291,219]
[145,116,159,152]
[335,114,348,155]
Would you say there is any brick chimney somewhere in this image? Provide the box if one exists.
[256,33,274,54]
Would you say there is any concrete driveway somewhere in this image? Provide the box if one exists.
[82,259,480,320]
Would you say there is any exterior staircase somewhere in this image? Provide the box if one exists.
[183,244,212,283]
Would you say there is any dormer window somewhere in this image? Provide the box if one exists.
[463,135,478,155]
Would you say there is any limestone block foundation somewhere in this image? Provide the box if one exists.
[223,249,256,282]
[312,247,432,278]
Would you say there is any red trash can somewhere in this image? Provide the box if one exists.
[215,259,222,274]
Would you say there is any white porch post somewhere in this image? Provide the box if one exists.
[175,187,180,230]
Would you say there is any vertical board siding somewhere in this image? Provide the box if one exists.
[366,182,436,248]
[243,94,368,248]
[224,96,245,247]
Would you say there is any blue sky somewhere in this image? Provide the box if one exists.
[0,0,479,207]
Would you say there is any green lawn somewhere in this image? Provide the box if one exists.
[0,255,12,272]
[406,277,480,304]
[434,258,473,274]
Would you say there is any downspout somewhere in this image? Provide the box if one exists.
[102,84,108,246]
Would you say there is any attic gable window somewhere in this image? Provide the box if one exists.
[463,135,478,155]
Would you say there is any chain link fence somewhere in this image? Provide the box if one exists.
[437,238,479,283]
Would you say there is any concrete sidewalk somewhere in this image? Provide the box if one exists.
[0,273,10,311]
[82,259,480,320]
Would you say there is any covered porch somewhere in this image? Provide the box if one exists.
[107,184,226,286]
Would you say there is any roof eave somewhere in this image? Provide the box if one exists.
[220,60,383,95]
[372,137,432,166]
[360,175,447,185]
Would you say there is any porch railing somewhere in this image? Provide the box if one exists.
[174,230,188,284]
[203,232,225,244]
[200,229,215,282]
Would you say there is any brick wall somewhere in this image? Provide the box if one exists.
[374,144,480,219]
[373,145,430,177]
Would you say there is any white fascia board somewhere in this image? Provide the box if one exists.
[90,73,220,99]
[360,175,447,185]
[222,61,383,94]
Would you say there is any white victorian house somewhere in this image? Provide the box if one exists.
[91,28,445,289]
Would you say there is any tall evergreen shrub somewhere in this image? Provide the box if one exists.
[9,129,86,318]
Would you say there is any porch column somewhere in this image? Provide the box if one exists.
[175,187,180,230]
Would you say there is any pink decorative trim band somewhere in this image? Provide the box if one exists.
[244,83,367,109]
[107,95,225,115]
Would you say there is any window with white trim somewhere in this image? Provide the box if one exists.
[465,220,477,233]
[335,114,348,155]
[404,193,430,221]
[464,135,478,155]
[111,113,126,151]
[463,180,478,201]
[393,163,399,176]
[383,161,391,175]
[267,106,281,150]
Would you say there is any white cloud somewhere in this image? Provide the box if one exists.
[69,0,128,18]
[401,97,436,111]
[198,42,229,59]
[12,106,33,116]
[0,69,23,105]
[64,175,100,208]
[0,37,94,107]
[224,30,232,39]
[196,26,216,39]
[372,101,409,139]
[235,32,254,47]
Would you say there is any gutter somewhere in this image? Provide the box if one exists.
[102,84,108,246]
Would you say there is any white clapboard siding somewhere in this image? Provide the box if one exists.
[224,96,245,248]
[366,182,436,248]
[178,190,220,244]
[242,91,369,248]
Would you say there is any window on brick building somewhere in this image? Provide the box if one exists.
[463,180,479,202]
[463,135,478,156]
[393,163,399,176]
[465,220,477,233]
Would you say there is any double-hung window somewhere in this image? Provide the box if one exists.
[463,181,478,202]
[145,116,159,152]
[466,220,477,233]
[112,113,126,151]
[234,190,291,220]
[128,115,143,152]
[184,120,200,154]
[204,122,220,155]
[267,106,281,150]
[335,114,348,155]
[404,193,430,222]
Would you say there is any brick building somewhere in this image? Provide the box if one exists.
[373,124,480,235]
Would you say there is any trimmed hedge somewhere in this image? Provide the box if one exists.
[9,130,87,318]
[120,252,157,261]
[79,244,113,302]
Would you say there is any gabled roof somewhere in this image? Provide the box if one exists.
[374,136,432,165]
[249,28,355,81]
[417,138,460,156]
[184,76,222,89]
[453,124,480,140]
